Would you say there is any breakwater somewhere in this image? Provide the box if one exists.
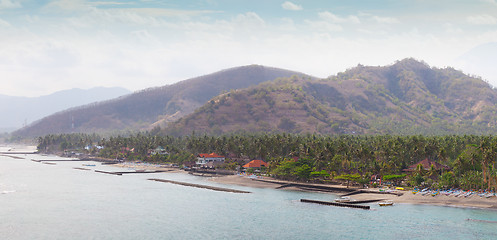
[149,178,251,193]
[95,170,168,176]
[73,167,91,171]
[1,154,25,159]
[254,179,355,193]
[300,199,370,210]
[341,189,403,197]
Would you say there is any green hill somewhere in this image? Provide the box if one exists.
[13,65,308,137]
[165,59,497,135]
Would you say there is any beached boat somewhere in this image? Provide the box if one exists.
[378,200,394,206]
[334,196,355,203]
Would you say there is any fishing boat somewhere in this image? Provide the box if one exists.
[334,196,355,203]
[378,200,394,206]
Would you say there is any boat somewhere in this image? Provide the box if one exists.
[378,200,394,206]
[334,196,355,203]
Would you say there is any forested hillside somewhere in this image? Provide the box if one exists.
[165,58,497,135]
[13,65,307,137]
[14,58,497,137]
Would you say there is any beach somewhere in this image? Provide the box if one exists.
[209,174,497,209]
[109,162,497,210]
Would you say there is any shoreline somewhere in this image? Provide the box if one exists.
[211,175,497,210]
[112,162,497,210]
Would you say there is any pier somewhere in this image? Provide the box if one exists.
[300,199,370,210]
[149,178,251,193]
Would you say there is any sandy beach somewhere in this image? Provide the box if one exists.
[113,162,184,173]
[113,162,497,209]
[210,174,497,209]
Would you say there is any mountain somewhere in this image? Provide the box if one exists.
[0,87,130,132]
[165,58,497,135]
[13,65,308,137]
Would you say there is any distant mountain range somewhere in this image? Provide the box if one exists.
[0,87,130,132]
[12,59,497,137]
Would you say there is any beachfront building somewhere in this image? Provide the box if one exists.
[196,153,225,166]
[150,146,169,155]
[243,160,268,170]
[403,158,451,174]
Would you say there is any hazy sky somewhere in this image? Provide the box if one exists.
[1,0,497,97]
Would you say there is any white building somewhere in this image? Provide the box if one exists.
[196,153,225,165]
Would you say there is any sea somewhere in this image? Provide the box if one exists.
[1,152,497,240]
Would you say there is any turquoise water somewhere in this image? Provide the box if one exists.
[1,154,497,239]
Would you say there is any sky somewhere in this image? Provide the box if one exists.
[1,0,497,97]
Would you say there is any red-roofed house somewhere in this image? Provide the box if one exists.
[196,153,225,166]
[243,160,268,169]
[403,158,451,173]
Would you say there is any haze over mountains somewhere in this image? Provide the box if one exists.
[12,59,497,137]
[13,66,306,137]
[0,87,130,132]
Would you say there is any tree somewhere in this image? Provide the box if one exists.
[278,118,296,131]
[440,171,455,188]
[335,173,361,188]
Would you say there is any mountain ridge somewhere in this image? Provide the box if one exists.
[164,58,497,135]
[13,58,497,137]
[13,65,309,137]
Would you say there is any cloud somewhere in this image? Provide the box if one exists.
[90,1,132,6]
[482,0,497,6]
[318,11,360,24]
[281,1,302,11]
[444,23,463,34]
[0,0,21,9]
[372,16,399,24]
[467,14,497,25]
[0,18,10,27]
[234,12,265,29]
[304,19,342,32]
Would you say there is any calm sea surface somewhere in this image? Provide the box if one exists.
[1,153,497,240]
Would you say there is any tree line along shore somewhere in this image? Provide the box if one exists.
[36,133,497,191]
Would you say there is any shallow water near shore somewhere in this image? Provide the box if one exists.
[2,154,497,239]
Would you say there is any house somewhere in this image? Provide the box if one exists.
[150,146,169,155]
[196,153,225,166]
[243,160,268,170]
[403,158,451,173]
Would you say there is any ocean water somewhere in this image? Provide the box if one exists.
[1,154,497,240]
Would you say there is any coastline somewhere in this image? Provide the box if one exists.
[210,175,497,210]
[113,162,497,210]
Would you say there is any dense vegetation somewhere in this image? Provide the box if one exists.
[38,133,497,191]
